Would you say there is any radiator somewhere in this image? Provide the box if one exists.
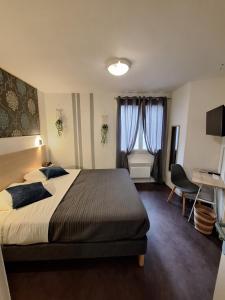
[128,152,153,181]
[129,163,152,179]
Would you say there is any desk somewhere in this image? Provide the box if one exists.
[188,169,225,222]
[192,170,225,189]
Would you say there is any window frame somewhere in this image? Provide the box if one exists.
[133,116,147,151]
[120,100,163,153]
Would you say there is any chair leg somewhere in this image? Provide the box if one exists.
[188,185,202,222]
[168,186,176,202]
[182,193,186,216]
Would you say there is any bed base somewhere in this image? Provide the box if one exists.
[2,237,147,267]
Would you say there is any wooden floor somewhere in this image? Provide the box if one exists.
[5,184,222,300]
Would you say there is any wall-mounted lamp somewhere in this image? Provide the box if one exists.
[35,136,43,147]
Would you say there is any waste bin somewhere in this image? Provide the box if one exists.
[194,203,216,235]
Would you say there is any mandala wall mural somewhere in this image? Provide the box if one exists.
[0,68,40,138]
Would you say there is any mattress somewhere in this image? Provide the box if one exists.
[0,170,81,245]
[49,169,150,243]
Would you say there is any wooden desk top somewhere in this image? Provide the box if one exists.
[192,169,225,189]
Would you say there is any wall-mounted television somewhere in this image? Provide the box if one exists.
[206,105,225,136]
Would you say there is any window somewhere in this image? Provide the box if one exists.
[120,105,141,151]
[120,104,163,151]
[133,116,147,150]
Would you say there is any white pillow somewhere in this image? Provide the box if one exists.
[0,190,13,211]
[0,182,26,211]
[24,169,47,182]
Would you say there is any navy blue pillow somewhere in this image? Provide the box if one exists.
[40,166,69,180]
[6,182,52,209]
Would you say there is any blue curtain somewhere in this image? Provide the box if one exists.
[142,98,167,183]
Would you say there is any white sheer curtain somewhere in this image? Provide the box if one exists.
[143,102,163,153]
[120,105,139,151]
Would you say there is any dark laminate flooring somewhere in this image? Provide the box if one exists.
[5,184,222,300]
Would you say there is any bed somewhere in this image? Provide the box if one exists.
[0,146,150,267]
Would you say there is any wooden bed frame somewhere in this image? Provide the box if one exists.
[0,146,146,267]
[0,145,46,191]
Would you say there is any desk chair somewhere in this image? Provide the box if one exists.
[167,164,199,216]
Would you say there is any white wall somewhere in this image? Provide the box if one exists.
[44,92,172,171]
[166,77,225,178]
[166,76,225,220]
[0,90,47,155]
[44,92,117,169]
[184,78,225,221]
[184,77,225,175]
[44,93,75,168]
[93,92,117,169]
[219,137,225,221]
[79,93,92,169]
[166,83,191,188]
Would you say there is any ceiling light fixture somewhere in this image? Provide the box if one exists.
[107,58,131,76]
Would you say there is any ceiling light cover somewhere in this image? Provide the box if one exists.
[107,58,131,76]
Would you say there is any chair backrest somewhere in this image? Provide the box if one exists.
[171,164,188,185]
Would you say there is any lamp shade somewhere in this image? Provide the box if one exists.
[107,58,131,76]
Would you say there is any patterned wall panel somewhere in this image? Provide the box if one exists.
[0,68,40,138]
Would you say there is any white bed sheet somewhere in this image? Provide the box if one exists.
[0,169,80,245]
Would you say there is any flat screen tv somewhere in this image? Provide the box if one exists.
[206,105,225,136]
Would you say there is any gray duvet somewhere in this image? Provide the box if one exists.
[49,169,150,243]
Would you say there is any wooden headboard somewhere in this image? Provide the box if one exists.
[0,146,46,191]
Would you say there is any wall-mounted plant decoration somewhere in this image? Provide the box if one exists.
[101,123,109,144]
[55,109,63,136]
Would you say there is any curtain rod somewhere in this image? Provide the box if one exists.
[114,96,172,100]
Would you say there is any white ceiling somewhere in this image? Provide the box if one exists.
[0,0,225,93]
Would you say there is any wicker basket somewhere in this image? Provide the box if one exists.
[194,204,216,235]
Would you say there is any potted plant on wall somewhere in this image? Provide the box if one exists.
[55,109,63,136]
[101,123,109,144]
